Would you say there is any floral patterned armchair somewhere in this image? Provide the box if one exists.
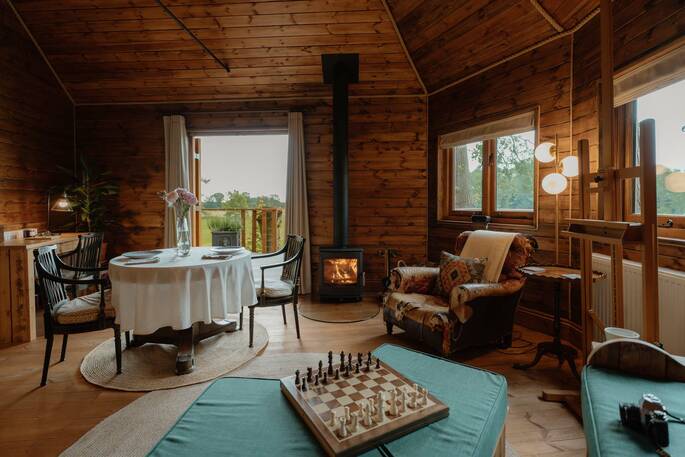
[383,231,535,356]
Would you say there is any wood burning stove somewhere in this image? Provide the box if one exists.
[319,53,364,302]
[320,247,364,301]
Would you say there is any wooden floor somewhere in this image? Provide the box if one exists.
[0,300,585,457]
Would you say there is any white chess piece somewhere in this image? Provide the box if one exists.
[408,390,417,409]
[329,410,337,427]
[389,389,398,416]
[344,406,351,422]
[362,402,372,427]
[350,411,359,433]
[398,388,406,413]
[421,387,428,406]
[376,391,385,423]
[338,416,348,438]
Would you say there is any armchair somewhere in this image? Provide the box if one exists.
[383,232,535,356]
[244,235,305,347]
[34,245,122,386]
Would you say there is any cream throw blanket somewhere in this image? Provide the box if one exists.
[460,230,516,283]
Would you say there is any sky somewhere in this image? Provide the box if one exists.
[636,78,685,170]
[198,134,288,201]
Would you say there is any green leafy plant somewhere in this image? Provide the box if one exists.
[61,157,118,232]
[205,213,241,232]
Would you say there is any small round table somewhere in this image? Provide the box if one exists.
[513,265,605,379]
[109,247,257,374]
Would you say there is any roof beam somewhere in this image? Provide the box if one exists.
[155,0,230,74]
[529,0,564,32]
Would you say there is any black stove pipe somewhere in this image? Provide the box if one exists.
[322,54,359,248]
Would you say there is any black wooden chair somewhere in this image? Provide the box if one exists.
[34,245,122,386]
[59,232,104,296]
[243,235,306,348]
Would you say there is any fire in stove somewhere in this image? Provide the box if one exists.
[323,258,358,285]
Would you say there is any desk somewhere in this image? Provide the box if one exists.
[0,233,80,345]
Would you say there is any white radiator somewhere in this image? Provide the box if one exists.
[592,254,685,355]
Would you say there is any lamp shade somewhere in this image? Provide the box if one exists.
[541,172,568,195]
[560,156,579,177]
[664,172,685,193]
[534,142,555,163]
[50,194,73,212]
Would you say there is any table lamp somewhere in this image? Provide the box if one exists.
[47,192,73,232]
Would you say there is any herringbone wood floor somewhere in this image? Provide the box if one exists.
[0,299,585,457]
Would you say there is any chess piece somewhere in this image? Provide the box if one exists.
[355,363,360,374]
[295,369,300,385]
[344,364,350,378]
[335,368,340,380]
[344,406,350,422]
[340,351,345,367]
[367,352,372,365]
[376,392,385,423]
[408,391,416,409]
[314,374,320,386]
[421,387,428,406]
[389,389,398,416]
[357,352,362,366]
[350,411,359,433]
[328,351,334,375]
[338,416,348,439]
[307,367,313,383]
[329,410,337,427]
[362,402,372,427]
[318,360,323,378]
[347,353,352,368]
[375,358,381,369]
[302,378,308,392]
[398,388,406,413]
[323,372,328,385]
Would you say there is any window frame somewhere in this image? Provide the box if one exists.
[621,100,685,237]
[438,118,538,228]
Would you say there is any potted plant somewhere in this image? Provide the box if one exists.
[205,214,242,247]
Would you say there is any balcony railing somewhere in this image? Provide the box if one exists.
[200,207,284,253]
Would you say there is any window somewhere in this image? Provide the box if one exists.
[629,78,685,219]
[439,112,537,225]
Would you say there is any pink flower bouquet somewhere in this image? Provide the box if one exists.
[159,188,198,217]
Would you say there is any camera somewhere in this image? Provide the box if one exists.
[619,394,670,448]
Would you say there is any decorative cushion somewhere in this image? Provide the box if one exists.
[256,279,293,298]
[433,251,486,298]
[54,289,114,325]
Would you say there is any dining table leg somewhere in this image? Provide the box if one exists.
[176,325,195,375]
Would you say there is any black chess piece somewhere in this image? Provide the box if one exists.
[347,353,352,367]
[307,367,313,382]
[340,351,345,367]
[318,360,323,377]
[301,378,308,392]
[375,358,381,369]
[328,351,334,375]
[314,374,320,386]
[344,364,350,377]
[334,368,340,380]
[323,372,328,384]
[355,363,360,374]
[357,352,362,366]
[295,369,300,385]
[365,362,370,372]
[367,352,372,365]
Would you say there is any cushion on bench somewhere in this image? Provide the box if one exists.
[582,366,685,457]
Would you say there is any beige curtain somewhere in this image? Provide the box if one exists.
[163,115,191,248]
[285,112,312,294]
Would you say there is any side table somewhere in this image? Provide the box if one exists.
[513,265,605,379]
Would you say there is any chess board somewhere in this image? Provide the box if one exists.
[280,358,449,457]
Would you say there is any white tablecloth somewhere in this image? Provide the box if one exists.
[109,248,257,334]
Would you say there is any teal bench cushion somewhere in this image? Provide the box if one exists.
[582,366,685,457]
[149,344,507,456]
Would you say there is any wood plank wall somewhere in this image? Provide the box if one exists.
[75,96,427,294]
[427,0,685,345]
[0,2,73,233]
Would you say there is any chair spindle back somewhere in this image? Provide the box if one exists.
[280,235,305,284]
[71,233,103,278]
[34,246,68,313]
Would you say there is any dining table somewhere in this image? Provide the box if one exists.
[108,247,257,375]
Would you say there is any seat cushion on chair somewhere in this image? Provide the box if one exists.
[54,289,115,324]
[255,278,294,298]
[385,292,450,332]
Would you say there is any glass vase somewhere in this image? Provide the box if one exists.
[175,213,191,256]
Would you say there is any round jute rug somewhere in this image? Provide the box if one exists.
[80,323,268,391]
[298,299,381,323]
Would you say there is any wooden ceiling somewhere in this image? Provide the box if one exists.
[11,0,599,104]
[386,0,599,92]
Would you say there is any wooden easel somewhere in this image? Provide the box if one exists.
[562,119,659,359]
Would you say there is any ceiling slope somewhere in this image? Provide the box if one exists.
[12,0,425,104]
